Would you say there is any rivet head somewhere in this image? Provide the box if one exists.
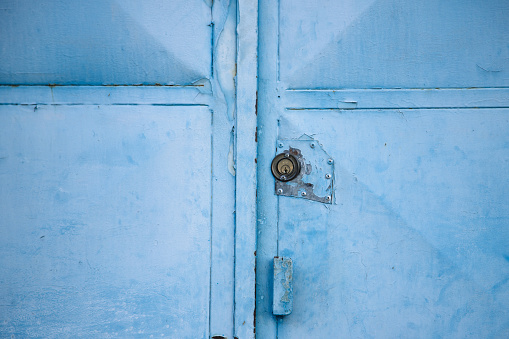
[278,143,284,148]
[325,173,331,179]
[326,196,331,201]
[301,191,307,196]
[328,159,334,165]
[277,188,283,194]
[310,143,315,148]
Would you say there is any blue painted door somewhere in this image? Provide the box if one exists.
[0,1,238,338]
[257,0,509,337]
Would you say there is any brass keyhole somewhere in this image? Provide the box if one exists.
[277,159,294,174]
[271,153,300,182]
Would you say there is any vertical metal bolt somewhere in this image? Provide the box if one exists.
[277,188,283,194]
[301,191,307,196]
[325,173,331,179]
[328,158,334,164]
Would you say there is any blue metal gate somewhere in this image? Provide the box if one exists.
[257,0,509,337]
[0,1,259,338]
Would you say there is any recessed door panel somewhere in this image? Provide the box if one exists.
[279,0,509,89]
[0,0,212,85]
[0,105,214,337]
[276,109,509,337]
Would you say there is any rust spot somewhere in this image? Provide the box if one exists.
[288,147,302,157]
[254,158,257,164]
[212,336,226,339]
[255,90,258,115]
[254,251,256,256]
[253,278,257,333]
[255,127,258,142]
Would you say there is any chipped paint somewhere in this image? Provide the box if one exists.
[0,1,238,338]
[257,0,509,338]
[274,137,334,204]
[228,127,236,176]
[273,257,293,315]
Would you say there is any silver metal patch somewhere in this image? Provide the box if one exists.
[274,137,334,203]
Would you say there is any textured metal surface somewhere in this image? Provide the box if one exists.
[0,1,240,338]
[234,0,258,338]
[273,257,293,316]
[0,0,212,85]
[0,105,214,338]
[274,138,334,204]
[279,0,509,89]
[257,0,509,338]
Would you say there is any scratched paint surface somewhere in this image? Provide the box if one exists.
[0,0,240,337]
[279,0,509,89]
[0,0,211,85]
[257,0,509,337]
[277,110,509,337]
[0,105,212,337]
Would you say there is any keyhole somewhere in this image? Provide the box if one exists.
[271,152,300,182]
[277,159,294,175]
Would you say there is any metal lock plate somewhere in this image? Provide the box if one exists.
[273,136,334,204]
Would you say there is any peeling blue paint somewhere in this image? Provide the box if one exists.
[0,0,239,337]
[257,0,509,337]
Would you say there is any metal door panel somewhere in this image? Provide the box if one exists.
[0,0,211,85]
[276,109,509,337]
[0,0,244,337]
[279,0,509,89]
[0,104,213,337]
[257,0,509,337]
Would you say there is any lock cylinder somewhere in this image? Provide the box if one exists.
[271,153,300,182]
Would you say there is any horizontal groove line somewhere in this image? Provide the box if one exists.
[0,103,209,107]
[0,84,204,88]
[286,107,509,111]
[286,87,509,91]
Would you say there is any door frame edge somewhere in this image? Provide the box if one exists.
[234,0,259,338]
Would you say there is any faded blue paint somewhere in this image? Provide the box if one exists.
[257,0,509,338]
[0,1,240,338]
[234,0,259,338]
[0,105,213,337]
[0,0,212,85]
[279,0,509,89]
[273,257,293,316]
[2,0,508,337]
